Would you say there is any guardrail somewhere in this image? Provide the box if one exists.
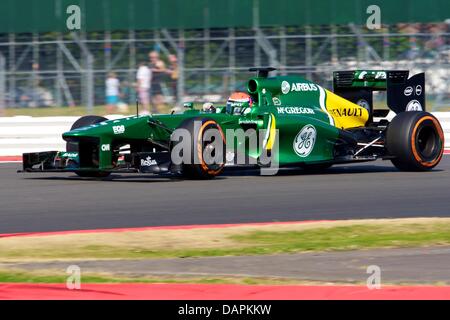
[1,113,449,156]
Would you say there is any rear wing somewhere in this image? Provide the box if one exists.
[333,70,425,116]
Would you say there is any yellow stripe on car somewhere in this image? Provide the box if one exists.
[263,113,277,151]
[324,89,369,129]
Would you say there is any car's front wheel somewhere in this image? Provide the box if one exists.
[171,117,226,179]
[67,115,111,178]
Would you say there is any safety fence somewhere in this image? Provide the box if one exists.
[1,25,449,112]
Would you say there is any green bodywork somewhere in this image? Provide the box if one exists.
[62,74,345,172]
[23,68,438,176]
[346,70,388,89]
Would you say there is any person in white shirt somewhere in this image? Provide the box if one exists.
[136,62,152,113]
[105,72,120,113]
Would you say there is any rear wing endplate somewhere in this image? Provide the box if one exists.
[333,70,426,114]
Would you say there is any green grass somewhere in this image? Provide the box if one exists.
[2,221,450,261]
[0,270,118,284]
[231,223,450,253]
[0,270,300,285]
[3,220,450,285]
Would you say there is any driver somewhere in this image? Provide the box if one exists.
[226,92,253,115]
[202,102,216,113]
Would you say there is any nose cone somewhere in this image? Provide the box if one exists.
[63,121,109,138]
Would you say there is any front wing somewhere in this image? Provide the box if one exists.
[20,151,174,175]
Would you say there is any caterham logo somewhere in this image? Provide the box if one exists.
[293,125,316,157]
[375,71,386,79]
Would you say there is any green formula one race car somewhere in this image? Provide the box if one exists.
[21,67,445,179]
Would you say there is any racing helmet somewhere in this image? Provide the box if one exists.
[226,92,253,115]
[202,102,216,113]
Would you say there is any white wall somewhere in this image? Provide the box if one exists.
[0,113,449,156]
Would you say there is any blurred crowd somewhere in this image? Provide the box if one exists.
[105,50,179,114]
[396,23,449,59]
[1,22,448,115]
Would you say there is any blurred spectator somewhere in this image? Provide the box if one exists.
[105,72,120,113]
[166,54,179,103]
[136,62,151,113]
[148,50,166,113]
[397,23,421,60]
[28,62,41,107]
[31,62,40,87]
[425,23,447,51]
[117,80,132,113]
[16,87,54,108]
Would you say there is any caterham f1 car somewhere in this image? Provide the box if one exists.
[21,67,445,179]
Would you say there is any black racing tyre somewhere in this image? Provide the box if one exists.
[386,111,444,171]
[66,115,110,178]
[171,117,226,179]
[66,115,108,152]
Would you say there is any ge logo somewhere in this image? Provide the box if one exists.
[281,81,290,95]
[293,125,317,157]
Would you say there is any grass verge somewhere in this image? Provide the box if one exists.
[0,269,311,285]
[1,218,450,262]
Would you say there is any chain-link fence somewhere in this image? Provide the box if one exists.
[0,23,449,114]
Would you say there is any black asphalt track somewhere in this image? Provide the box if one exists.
[1,157,449,233]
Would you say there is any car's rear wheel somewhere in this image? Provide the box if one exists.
[171,117,226,179]
[67,115,111,178]
[386,111,444,171]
